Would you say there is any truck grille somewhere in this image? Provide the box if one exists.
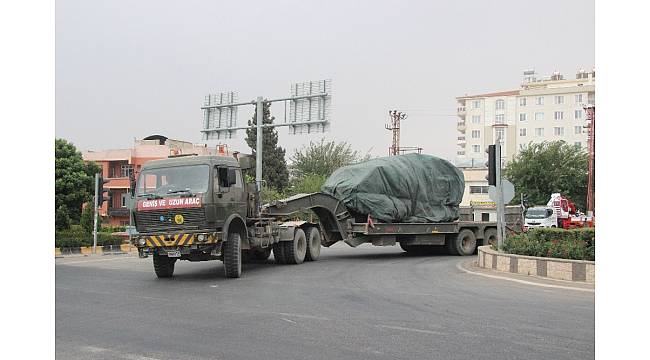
[135,208,207,233]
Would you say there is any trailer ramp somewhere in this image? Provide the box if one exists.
[262,193,350,246]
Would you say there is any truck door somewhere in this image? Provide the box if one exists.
[214,166,247,221]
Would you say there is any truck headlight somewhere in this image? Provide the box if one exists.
[137,237,146,246]
[197,234,206,242]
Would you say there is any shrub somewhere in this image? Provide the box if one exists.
[55,205,71,231]
[55,229,124,248]
[501,228,595,261]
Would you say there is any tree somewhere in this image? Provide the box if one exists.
[55,205,71,231]
[55,138,101,224]
[503,141,588,210]
[245,102,290,191]
[291,139,370,178]
[80,203,101,234]
[289,173,328,194]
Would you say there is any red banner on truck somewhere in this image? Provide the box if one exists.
[137,197,202,211]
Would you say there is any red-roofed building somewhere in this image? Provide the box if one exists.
[83,135,216,226]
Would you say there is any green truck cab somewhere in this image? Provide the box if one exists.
[130,154,322,279]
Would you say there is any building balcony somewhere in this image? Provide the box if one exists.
[457,106,466,118]
[492,122,508,127]
[108,208,130,217]
[457,122,466,132]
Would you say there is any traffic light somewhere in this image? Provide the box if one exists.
[485,145,496,186]
[97,175,110,206]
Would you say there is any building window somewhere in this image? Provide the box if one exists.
[535,112,544,121]
[495,99,505,110]
[472,100,481,109]
[470,186,489,194]
[574,142,582,149]
[554,95,564,104]
[520,128,527,136]
[471,130,481,139]
[519,97,527,106]
[472,115,481,124]
[575,94,583,103]
[554,127,565,136]
[519,113,527,122]
[120,164,133,178]
[575,126,583,134]
[457,151,465,155]
[575,109,583,119]
[472,145,481,153]
[519,144,527,150]
[121,193,127,208]
[495,114,505,124]
[535,96,544,105]
[554,111,564,120]
[535,128,544,136]
[495,128,505,141]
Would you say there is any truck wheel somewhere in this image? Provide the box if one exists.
[448,229,477,256]
[283,228,307,265]
[273,242,286,264]
[304,227,321,261]
[483,228,497,246]
[153,254,175,278]
[251,247,272,261]
[223,232,242,278]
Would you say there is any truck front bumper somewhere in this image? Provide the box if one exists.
[135,232,220,257]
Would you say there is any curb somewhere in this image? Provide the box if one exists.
[477,245,595,283]
[55,244,138,257]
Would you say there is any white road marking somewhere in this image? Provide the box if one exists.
[273,312,331,321]
[281,318,297,324]
[456,261,595,293]
[377,324,446,336]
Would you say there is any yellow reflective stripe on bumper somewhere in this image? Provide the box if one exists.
[142,233,218,248]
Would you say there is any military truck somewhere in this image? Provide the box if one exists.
[131,153,496,279]
[131,154,322,278]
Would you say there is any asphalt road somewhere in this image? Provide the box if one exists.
[56,243,594,360]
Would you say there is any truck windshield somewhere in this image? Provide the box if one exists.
[136,165,209,197]
[525,208,551,219]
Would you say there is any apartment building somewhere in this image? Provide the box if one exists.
[83,135,215,226]
[455,68,595,167]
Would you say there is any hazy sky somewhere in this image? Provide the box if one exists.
[56,0,594,162]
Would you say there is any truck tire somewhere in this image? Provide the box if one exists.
[273,242,286,264]
[448,229,477,256]
[251,247,272,261]
[283,228,307,265]
[223,232,242,278]
[304,227,321,261]
[483,228,497,246]
[153,254,175,278]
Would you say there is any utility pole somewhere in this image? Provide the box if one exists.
[584,105,595,216]
[385,110,406,156]
[495,137,506,249]
[255,96,264,212]
[93,173,99,254]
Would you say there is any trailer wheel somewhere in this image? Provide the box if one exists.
[273,242,286,264]
[483,228,497,246]
[223,232,242,278]
[153,254,175,278]
[448,229,477,256]
[304,227,321,261]
[283,228,307,264]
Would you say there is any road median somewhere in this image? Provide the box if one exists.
[55,244,137,258]
[477,245,595,283]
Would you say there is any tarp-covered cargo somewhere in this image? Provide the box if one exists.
[321,154,465,223]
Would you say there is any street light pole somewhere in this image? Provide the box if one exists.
[93,173,99,254]
[255,96,264,215]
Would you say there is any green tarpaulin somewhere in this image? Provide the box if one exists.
[321,154,465,223]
